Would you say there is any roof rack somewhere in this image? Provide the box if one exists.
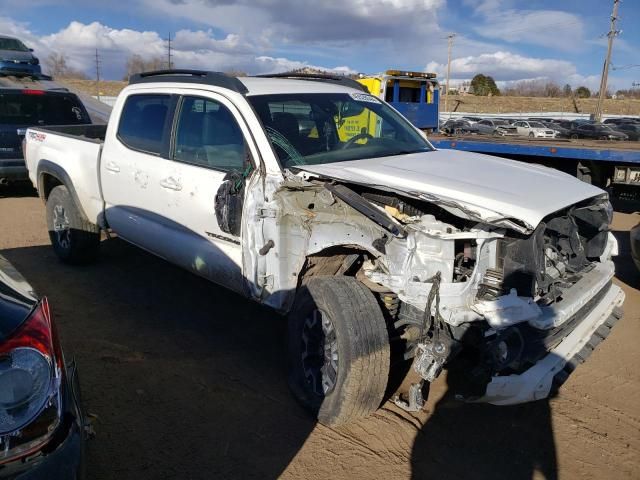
[128,69,249,94]
[255,73,369,93]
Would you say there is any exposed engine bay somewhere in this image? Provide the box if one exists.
[281,176,616,405]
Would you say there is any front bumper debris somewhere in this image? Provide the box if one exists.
[470,284,625,405]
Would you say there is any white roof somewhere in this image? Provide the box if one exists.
[239,77,361,96]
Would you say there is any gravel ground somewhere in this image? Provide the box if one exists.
[1,184,638,480]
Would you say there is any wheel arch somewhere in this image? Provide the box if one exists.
[37,160,91,221]
[296,244,379,287]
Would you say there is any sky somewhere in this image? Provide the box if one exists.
[0,0,637,91]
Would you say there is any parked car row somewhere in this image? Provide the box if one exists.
[0,76,96,184]
[441,115,640,141]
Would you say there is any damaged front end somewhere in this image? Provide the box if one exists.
[360,191,622,406]
[256,168,623,409]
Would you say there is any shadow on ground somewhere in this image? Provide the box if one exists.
[0,182,37,199]
[613,229,639,287]
[2,236,572,480]
[2,239,315,480]
[411,350,557,479]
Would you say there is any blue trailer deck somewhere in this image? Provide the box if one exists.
[429,134,640,191]
[429,135,640,164]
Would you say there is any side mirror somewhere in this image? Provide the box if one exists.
[29,48,34,52]
[215,170,247,237]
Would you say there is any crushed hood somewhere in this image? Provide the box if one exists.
[297,149,604,229]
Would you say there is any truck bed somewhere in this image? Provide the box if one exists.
[34,124,107,142]
[25,124,107,223]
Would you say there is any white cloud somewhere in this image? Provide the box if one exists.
[429,51,622,91]
[462,0,585,53]
[0,17,355,78]
[147,0,444,44]
[427,51,578,81]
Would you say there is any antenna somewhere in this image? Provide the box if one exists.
[94,49,101,101]
[444,33,456,115]
[594,0,621,122]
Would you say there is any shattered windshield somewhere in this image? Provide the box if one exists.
[249,93,433,168]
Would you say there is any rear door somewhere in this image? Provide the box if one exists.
[100,92,178,253]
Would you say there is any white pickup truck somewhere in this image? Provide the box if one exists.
[24,70,625,425]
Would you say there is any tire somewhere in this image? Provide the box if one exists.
[570,134,579,139]
[529,132,535,138]
[287,276,390,426]
[46,185,100,264]
[599,135,609,141]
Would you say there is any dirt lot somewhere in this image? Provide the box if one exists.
[0,185,639,480]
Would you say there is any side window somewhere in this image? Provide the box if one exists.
[118,94,171,155]
[174,96,246,171]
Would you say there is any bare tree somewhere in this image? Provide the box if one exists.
[44,52,88,79]
[223,70,248,77]
[123,54,166,80]
[504,79,564,97]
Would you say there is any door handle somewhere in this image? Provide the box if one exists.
[160,177,182,191]
[105,161,120,173]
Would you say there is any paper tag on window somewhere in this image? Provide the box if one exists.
[349,93,380,104]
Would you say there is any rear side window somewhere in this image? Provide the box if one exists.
[118,94,171,155]
[0,92,91,126]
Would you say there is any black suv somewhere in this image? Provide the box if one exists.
[0,81,91,183]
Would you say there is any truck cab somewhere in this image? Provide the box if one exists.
[357,70,439,131]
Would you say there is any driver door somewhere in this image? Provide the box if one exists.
[157,94,253,293]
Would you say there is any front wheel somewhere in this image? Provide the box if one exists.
[46,185,100,264]
[287,277,390,426]
[528,132,535,138]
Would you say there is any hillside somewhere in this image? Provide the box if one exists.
[60,79,640,116]
[441,94,640,116]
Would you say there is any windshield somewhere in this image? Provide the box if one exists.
[0,38,29,52]
[249,93,433,168]
[529,122,546,128]
[0,92,91,126]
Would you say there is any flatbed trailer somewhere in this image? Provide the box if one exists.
[429,134,640,197]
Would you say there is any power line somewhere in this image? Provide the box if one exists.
[444,33,456,114]
[594,0,621,122]
[612,64,640,71]
[166,32,173,70]
[487,20,581,38]
[95,49,101,101]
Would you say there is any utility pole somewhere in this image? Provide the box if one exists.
[444,33,456,115]
[94,49,101,101]
[594,0,621,122]
[166,33,173,70]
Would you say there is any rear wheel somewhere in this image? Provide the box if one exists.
[287,277,390,426]
[46,185,100,264]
